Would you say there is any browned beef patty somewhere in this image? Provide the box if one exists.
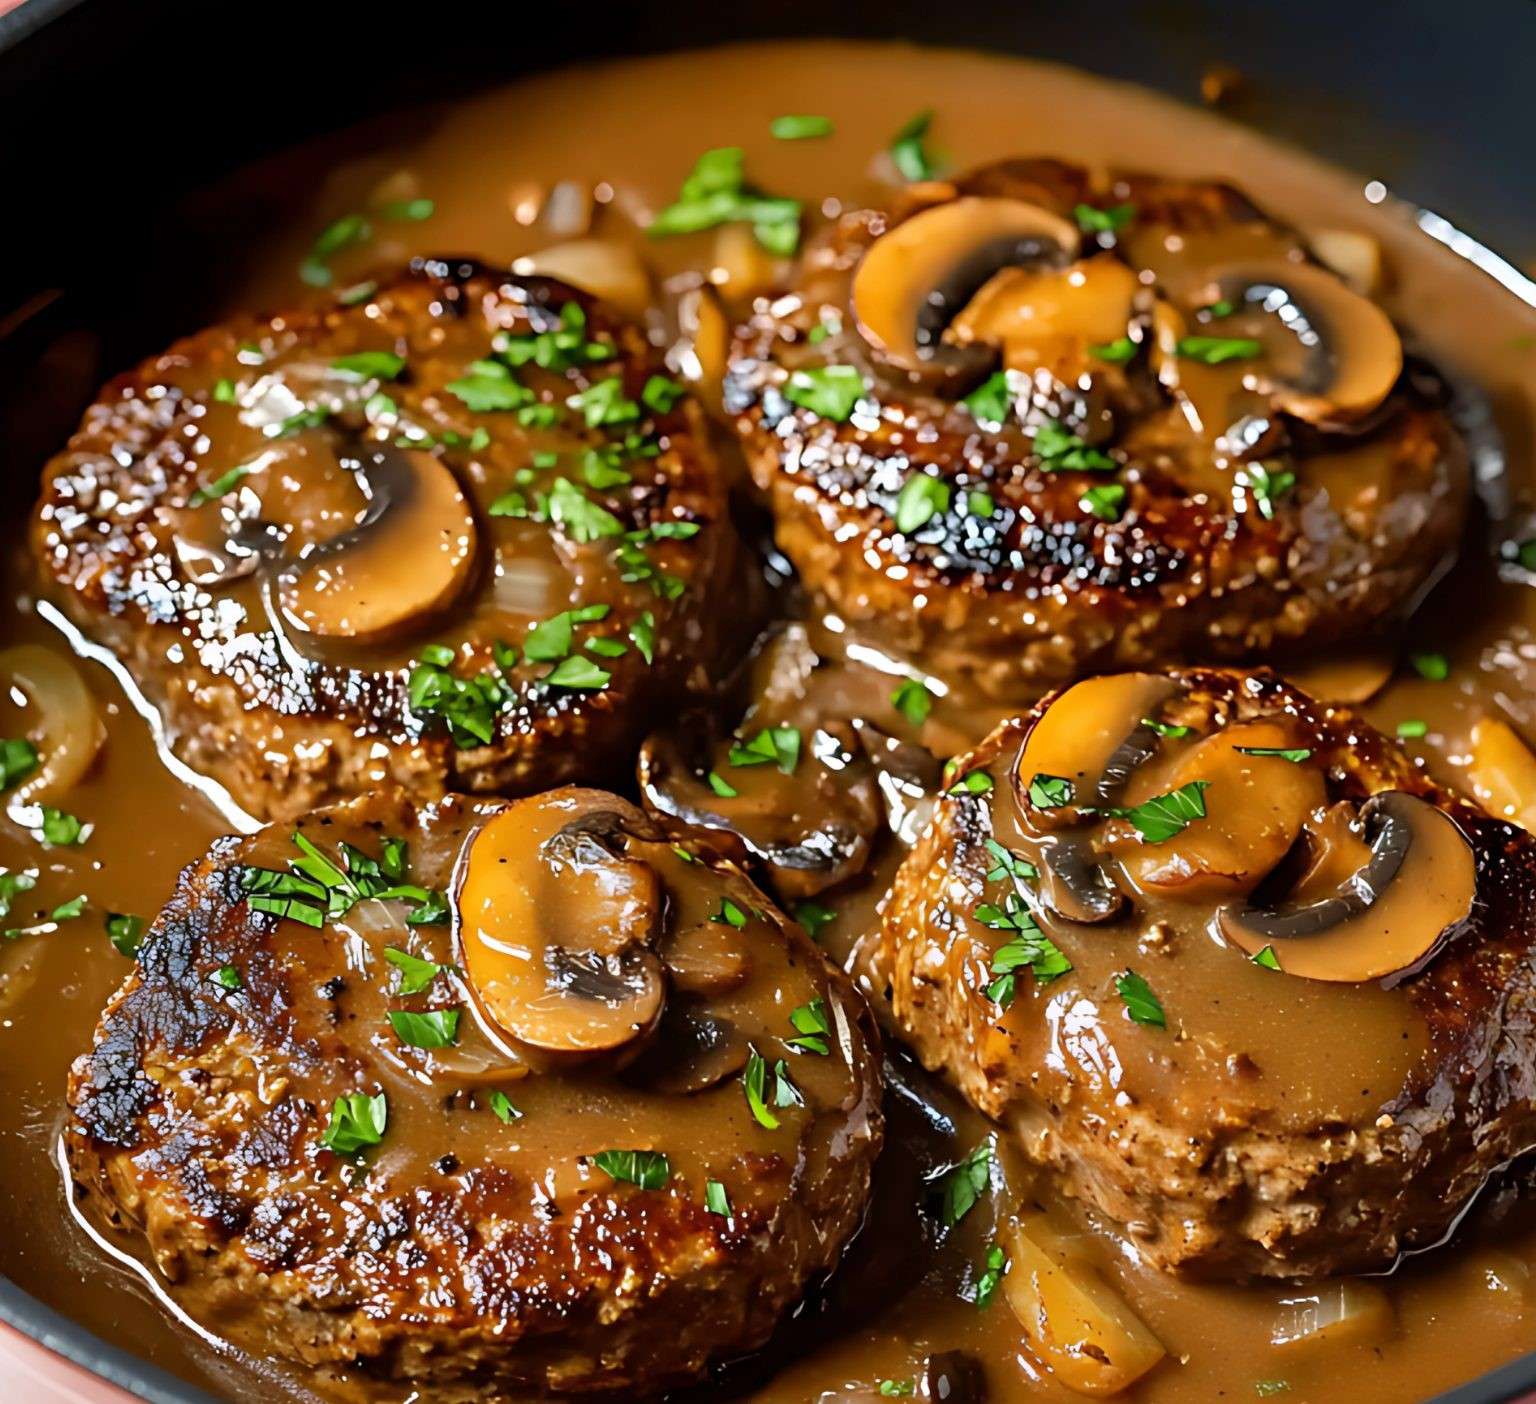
[874,667,1536,1280]
[33,262,744,822]
[726,159,1468,700]
[64,788,883,1397]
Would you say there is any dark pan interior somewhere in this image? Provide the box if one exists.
[2,1,1534,1400]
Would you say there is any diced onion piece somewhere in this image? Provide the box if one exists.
[711,222,778,298]
[1271,1281,1393,1352]
[521,239,651,318]
[1003,1213,1166,1396]
[1468,716,1536,834]
[1282,650,1394,705]
[0,644,105,803]
[1309,229,1384,296]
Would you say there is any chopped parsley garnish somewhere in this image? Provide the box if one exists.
[1033,419,1117,472]
[771,1059,803,1107]
[388,1008,460,1049]
[593,1148,671,1189]
[106,912,145,959]
[728,725,801,774]
[787,997,832,1055]
[1411,652,1449,681]
[1074,202,1136,234]
[794,901,836,938]
[1243,463,1296,520]
[649,146,802,254]
[894,472,951,533]
[0,739,38,790]
[889,109,938,182]
[935,1141,992,1227]
[784,364,866,421]
[447,359,533,413]
[376,197,435,223]
[568,376,640,429]
[771,113,834,140]
[300,213,372,287]
[498,301,615,372]
[963,370,1012,426]
[1089,336,1138,364]
[707,770,738,798]
[38,808,85,847]
[948,770,994,797]
[331,350,404,380]
[1103,779,1210,843]
[1397,718,1428,739]
[407,649,505,747]
[705,1179,732,1217]
[1143,717,1191,738]
[319,1091,388,1156]
[629,611,657,664]
[1252,945,1282,971]
[966,489,995,518]
[743,1051,780,1130]
[984,839,1036,883]
[807,312,842,345]
[0,870,36,923]
[1079,483,1127,521]
[641,375,686,414]
[188,464,255,507]
[1115,969,1166,1027]
[878,1383,916,1399]
[712,897,749,929]
[487,1090,521,1123]
[384,945,442,995]
[241,832,446,928]
[986,930,1073,1009]
[211,964,242,990]
[213,377,237,402]
[1236,746,1313,763]
[269,406,332,439]
[1517,539,1536,572]
[544,655,612,690]
[891,678,933,726]
[1177,335,1262,365]
[1027,773,1075,809]
[50,894,86,921]
[547,477,625,542]
[972,1243,1008,1308]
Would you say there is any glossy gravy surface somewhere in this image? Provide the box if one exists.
[2,38,1535,1404]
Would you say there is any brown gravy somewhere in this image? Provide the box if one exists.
[2,37,1536,1404]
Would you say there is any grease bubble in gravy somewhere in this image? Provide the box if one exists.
[3,38,1536,1404]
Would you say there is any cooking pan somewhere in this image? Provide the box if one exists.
[1,0,1534,1399]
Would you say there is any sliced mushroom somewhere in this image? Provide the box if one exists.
[1037,834,1124,925]
[0,645,105,805]
[638,719,880,900]
[852,197,1080,390]
[455,792,666,1058]
[660,920,750,997]
[1014,673,1182,829]
[277,445,478,644]
[1112,720,1326,900]
[1198,261,1403,424]
[623,1006,750,1095]
[1468,716,1536,834]
[520,239,653,318]
[1218,791,1476,982]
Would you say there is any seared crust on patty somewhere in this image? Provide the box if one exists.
[65,790,883,1396]
[874,668,1536,1279]
[33,261,743,821]
[726,159,1468,699]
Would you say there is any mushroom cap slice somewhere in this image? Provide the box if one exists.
[1218,791,1477,982]
[454,791,665,1058]
[277,445,478,644]
[851,196,1079,386]
[1201,260,1403,424]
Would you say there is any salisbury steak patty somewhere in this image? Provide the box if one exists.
[727,158,1468,699]
[65,788,882,1395]
[874,667,1536,1279]
[33,261,743,821]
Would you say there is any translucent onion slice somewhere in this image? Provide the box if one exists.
[0,645,105,803]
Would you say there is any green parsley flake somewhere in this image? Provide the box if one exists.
[770,113,834,140]
[569,376,641,428]
[1089,336,1138,364]
[388,1008,460,1049]
[39,808,85,847]
[787,997,832,1055]
[962,371,1012,426]
[1104,779,1210,843]
[1143,717,1191,738]
[784,364,866,421]
[545,655,611,690]
[1397,718,1429,739]
[106,912,146,959]
[1116,969,1166,1027]
[1079,483,1127,521]
[629,611,656,664]
[1033,419,1117,472]
[593,1148,671,1189]
[1243,463,1296,520]
[1236,746,1313,763]
[712,897,749,929]
[384,945,441,995]
[188,464,255,507]
[794,901,836,938]
[213,377,237,403]
[1027,773,1075,809]
[50,895,87,921]
[894,472,951,533]
[446,359,532,413]
[1177,335,1262,365]
[948,770,994,797]
[212,964,242,990]
[972,1243,1008,1308]
[743,1051,780,1130]
[488,1089,521,1123]
[705,1179,732,1217]
[984,839,1037,883]
[707,770,738,798]
[889,109,938,182]
[648,146,802,255]
[891,678,933,726]
[320,1091,387,1156]
[936,1142,993,1227]
[331,350,404,380]
[728,725,801,774]
[0,739,38,790]
[547,477,624,543]
[1074,202,1136,234]
[1411,652,1449,682]
[1252,945,1282,971]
